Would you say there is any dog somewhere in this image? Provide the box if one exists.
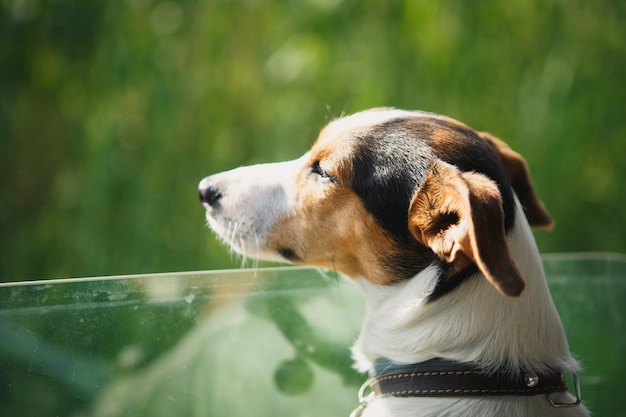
[198,108,589,417]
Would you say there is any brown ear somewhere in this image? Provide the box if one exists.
[479,132,554,230]
[408,160,525,297]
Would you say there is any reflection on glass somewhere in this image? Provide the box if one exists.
[0,254,624,417]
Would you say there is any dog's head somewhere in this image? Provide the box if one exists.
[199,108,552,297]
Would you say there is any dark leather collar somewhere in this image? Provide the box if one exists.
[368,358,568,398]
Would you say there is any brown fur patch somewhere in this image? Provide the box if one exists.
[264,130,408,285]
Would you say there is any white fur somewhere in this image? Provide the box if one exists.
[352,199,589,416]
[323,108,445,140]
[199,153,308,262]
[355,394,588,417]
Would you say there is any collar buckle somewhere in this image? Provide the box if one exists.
[349,379,374,417]
[547,371,582,408]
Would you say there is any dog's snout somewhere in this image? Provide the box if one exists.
[198,178,222,207]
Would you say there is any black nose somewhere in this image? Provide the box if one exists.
[198,184,222,207]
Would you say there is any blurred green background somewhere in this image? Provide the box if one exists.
[1,0,625,282]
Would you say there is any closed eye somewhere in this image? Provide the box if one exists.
[310,161,337,183]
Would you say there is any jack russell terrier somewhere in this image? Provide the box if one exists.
[198,108,589,417]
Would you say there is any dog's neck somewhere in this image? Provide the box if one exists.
[351,202,576,376]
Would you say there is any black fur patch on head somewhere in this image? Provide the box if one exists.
[349,118,434,243]
[345,118,437,280]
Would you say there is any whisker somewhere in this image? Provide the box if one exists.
[249,228,261,278]
[317,257,342,294]
[330,258,343,297]
[234,223,248,268]
[227,220,238,262]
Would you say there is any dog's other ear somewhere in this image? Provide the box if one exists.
[479,132,554,230]
[408,160,525,297]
